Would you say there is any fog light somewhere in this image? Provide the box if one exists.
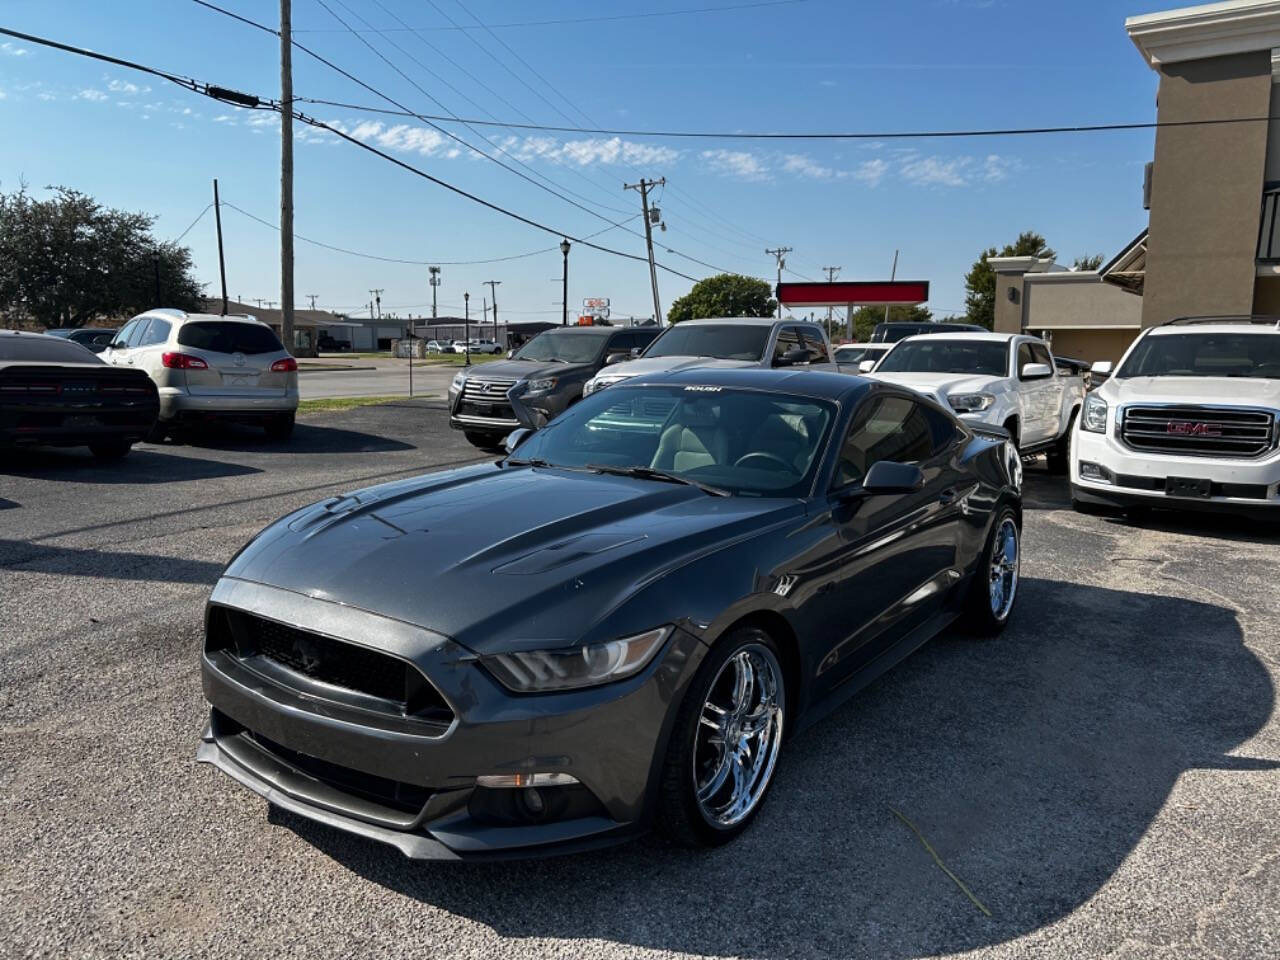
[522,788,545,816]
[474,772,579,788]
[1079,461,1114,484]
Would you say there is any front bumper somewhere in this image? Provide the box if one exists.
[1071,426,1280,517]
[197,578,705,860]
[448,380,565,436]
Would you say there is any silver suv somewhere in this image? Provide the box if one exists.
[102,310,299,441]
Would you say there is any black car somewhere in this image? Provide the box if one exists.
[0,331,159,458]
[198,368,1022,858]
[44,327,119,353]
[447,325,660,450]
[317,334,351,352]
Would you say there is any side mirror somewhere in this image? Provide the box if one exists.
[862,460,925,494]
[1021,362,1052,380]
[109,341,128,351]
[858,359,876,374]
[503,427,533,455]
[605,351,629,365]
[506,349,514,359]
[1090,360,1113,377]
[773,347,809,368]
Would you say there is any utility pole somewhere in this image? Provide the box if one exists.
[428,266,441,319]
[213,179,228,316]
[151,249,161,307]
[822,265,841,339]
[279,0,295,354]
[559,239,571,326]
[883,249,899,326]
[463,292,471,366]
[483,280,500,339]
[369,289,383,320]
[306,294,318,310]
[624,177,665,325]
[766,247,793,319]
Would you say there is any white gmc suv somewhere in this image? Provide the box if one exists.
[1071,317,1280,519]
[869,332,1086,470]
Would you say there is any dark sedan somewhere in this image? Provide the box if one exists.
[1,331,159,458]
[198,368,1022,858]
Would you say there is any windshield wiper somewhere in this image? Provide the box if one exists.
[503,456,552,468]
[585,463,730,497]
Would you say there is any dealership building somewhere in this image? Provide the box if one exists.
[995,0,1280,363]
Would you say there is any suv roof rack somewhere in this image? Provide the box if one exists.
[1162,315,1280,328]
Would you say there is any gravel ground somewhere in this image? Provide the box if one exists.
[2,403,1278,960]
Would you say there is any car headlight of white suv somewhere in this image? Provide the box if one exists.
[946,392,995,414]
[1082,393,1108,433]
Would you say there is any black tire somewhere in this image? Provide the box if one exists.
[464,431,503,451]
[88,439,132,460]
[264,412,295,441]
[657,626,788,848]
[1045,409,1077,475]
[960,505,1020,637]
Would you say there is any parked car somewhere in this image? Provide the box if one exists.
[425,340,446,353]
[197,367,1023,858]
[449,325,659,449]
[101,310,299,442]
[0,331,158,458]
[868,332,1086,468]
[1071,316,1280,519]
[447,340,469,354]
[583,317,842,396]
[833,342,891,368]
[870,321,987,343]
[467,339,504,355]
[44,327,119,354]
[317,334,351,352]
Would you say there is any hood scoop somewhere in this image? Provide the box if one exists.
[492,532,648,575]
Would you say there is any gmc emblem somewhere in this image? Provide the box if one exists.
[1166,421,1222,437]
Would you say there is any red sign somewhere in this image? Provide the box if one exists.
[776,280,929,307]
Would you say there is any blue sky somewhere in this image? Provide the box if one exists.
[1,0,1177,325]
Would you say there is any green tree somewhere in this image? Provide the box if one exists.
[1073,253,1104,271]
[0,184,203,327]
[963,231,1055,330]
[667,273,776,324]
[844,304,933,342]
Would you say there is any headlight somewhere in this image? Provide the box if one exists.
[947,392,995,413]
[588,375,626,394]
[1082,393,1108,433]
[451,372,466,390]
[525,376,557,395]
[583,378,600,396]
[481,626,671,693]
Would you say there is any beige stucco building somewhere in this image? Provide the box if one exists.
[994,0,1280,363]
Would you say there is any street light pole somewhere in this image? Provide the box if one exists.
[464,292,471,366]
[151,249,161,306]
[559,239,571,326]
[428,266,440,319]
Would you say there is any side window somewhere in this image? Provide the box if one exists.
[113,318,140,348]
[833,395,935,488]
[138,318,171,347]
[633,329,658,352]
[126,318,152,348]
[609,332,636,352]
[772,326,802,364]
[1030,343,1053,368]
[800,326,830,363]
[1016,342,1035,379]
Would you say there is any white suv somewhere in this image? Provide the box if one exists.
[1071,317,1280,519]
[102,310,299,442]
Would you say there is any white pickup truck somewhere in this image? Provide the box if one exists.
[867,331,1086,470]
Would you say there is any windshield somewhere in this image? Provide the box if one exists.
[834,345,884,364]
[876,340,1008,377]
[642,324,770,361]
[512,330,606,364]
[512,383,835,497]
[1116,332,1280,379]
[178,321,284,355]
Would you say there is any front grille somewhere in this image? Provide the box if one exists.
[1120,406,1276,458]
[208,608,453,724]
[461,378,517,402]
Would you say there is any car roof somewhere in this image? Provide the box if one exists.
[134,309,269,327]
[680,316,781,327]
[1147,323,1279,336]
[894,331,1018,343]
[539,325,617,335]
[623,365,870,401]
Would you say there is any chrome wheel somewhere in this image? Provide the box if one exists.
[692,643,785,829]
[988,517,1019,621]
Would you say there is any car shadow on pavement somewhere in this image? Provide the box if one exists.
[164,422,415,455]
[0,539,226,585]
[278,577,1276,959]
[0,447,262,484]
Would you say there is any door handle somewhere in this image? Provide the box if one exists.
[938,488,958,506]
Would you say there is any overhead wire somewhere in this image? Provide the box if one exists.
[170,203,213,243]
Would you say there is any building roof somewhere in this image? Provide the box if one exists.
[1126,0,1280,68]
[1099,229,1148,296]
[198,299,346,328]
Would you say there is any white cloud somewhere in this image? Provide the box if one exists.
[782,153,848,180]
[1,41,29,57]
[819,79,837,87]
[37,91,56,101]
[106,78,148,95]
[700,148,770,181]
[899,154,972,187]
[853,157,889,186]
[0,89,7,101]
[76,88,108,102]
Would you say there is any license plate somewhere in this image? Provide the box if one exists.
[226,375,251,386]
[63,414,97,427]
[1166,476,1211,499]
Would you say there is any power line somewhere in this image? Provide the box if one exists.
[293,1,809,33]
[170,203,213,243]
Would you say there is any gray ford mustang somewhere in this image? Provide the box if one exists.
[198,368,1022,859]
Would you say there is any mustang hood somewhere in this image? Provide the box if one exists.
[1105,376,1280,409]
[222,465,799,653]
[869,371,1003,404]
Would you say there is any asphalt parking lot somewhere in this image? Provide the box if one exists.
[3,401,1278,960]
